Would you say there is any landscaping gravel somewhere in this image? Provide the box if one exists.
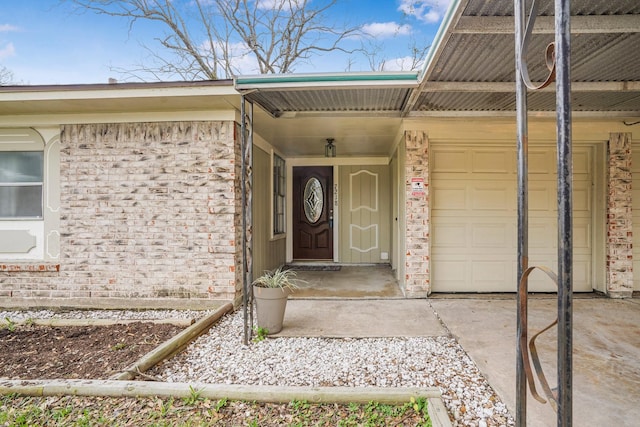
[0,309,211,322]
[154,310,516,427]
[1,307,515,426]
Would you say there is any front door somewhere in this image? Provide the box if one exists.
[293,166,333,260]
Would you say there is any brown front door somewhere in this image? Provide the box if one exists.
[293,166,333,260]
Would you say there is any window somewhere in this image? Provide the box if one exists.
[273,154,285,235]
[0,151,43,219]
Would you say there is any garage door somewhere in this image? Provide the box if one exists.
[631,144,640,291]
[431,144,594,292]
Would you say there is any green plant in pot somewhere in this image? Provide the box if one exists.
[252,266,300,335]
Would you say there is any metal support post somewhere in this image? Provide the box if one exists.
[241,96,254,346]
[514,0,529,424]
[554,0,573,424]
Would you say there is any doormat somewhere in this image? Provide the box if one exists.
[285,265,342,271]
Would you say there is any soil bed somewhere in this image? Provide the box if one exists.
[0,322,183,380]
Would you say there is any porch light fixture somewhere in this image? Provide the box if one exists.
[325,138,336,158]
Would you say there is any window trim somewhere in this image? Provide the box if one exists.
[0,151,45,220]
[271,152,286,239]
[0,128,60,262]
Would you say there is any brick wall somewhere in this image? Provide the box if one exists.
[403,130,430,297]
[607,132,633,298]
[0,121,241,308]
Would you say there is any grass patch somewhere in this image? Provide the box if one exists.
[0,394,432,426]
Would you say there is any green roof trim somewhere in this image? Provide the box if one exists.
[235,72,418,87]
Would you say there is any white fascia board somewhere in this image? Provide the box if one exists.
[0,84,238,103]
[0,110,237,127]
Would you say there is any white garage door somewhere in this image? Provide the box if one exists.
[631,144,640,291]
[431,144,594,292]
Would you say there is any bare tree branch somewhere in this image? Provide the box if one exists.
[0,65,17,85]
[69,0,361,81]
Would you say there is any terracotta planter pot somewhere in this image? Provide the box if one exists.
[253,285,291,334]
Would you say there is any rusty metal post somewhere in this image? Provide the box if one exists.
[241,97,254,346]
[554,0,573,424]
[241,96,249,345]
[514,0,529,424]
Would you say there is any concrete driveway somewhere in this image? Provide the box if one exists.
[280,294,639,426]
[430,297,640,427]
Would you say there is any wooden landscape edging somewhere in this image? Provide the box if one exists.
[0,318,196,328]
[110,302,234,380]
[0,380,451,427]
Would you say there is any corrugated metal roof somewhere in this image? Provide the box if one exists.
[464,0,640,16]
[234,0,639,117]
[407,0,640,115]
[235,72,418,117]
[245,87,413,116]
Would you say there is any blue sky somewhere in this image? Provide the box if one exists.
[0,0,450,85]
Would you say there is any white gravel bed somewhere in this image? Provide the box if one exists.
[0,309,212,322]
[154,310,515,427]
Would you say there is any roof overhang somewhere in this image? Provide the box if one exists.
[235,72,419,118]
[404,0,640,118]
[0,80,238,116]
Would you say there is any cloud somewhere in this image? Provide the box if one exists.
[398,0,452,24]
[379,55,423,71]
[256,0,303,10]
[0,24,19,33]
[361,22,412,38]
[0,42,16,59]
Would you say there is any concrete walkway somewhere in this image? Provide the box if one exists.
[276,299,445,337]
[430,297,640,427]
[278,295,640,426]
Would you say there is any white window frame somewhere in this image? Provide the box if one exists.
[0,128,60,262]
[272,152,286,238]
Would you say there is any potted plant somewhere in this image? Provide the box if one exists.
[252,266,300,335]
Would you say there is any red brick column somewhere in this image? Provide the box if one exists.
[404,130,430,297]
[607,132,633,298]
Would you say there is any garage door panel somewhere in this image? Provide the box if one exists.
[432,222,468,248]
[573,184,591,212]
[630,143,640,290]
[472,150,512,173]
[529,150,554,174]
[525,257,591,292]
[573,220,591,252]
[472,184,513,210]
[573,150,591,175]
[529,221,555,249]
[471,223,511,248]
[432,143,595,293]
[432,184,467,210]
[529,185,553,211]
[432,149,467,173]
[432,258,468,288]
[632,189,640,210]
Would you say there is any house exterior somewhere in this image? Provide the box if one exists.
[1,0,638,308]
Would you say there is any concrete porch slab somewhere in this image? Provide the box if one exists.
[273,299,447,338]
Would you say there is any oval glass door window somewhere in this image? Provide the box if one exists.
[304,178,323,223]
